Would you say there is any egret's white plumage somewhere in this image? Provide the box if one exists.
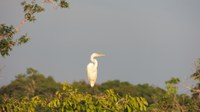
[87,53,105,87]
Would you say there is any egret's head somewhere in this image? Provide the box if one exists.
[92,53,105,58]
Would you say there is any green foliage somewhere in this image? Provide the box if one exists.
[0,0,69,57]
[2,66,200,111]
[165,77,180,96]
[0,68,60,98]
[189,58,200,110]
[0,24,15,36]
[60,0,69,8]
[73,80,165,104]
[0,83,148,112]
[0,24,16,56]
[148,77,181,111]
[0,24,30,57]
[148,77,200,112]
[21,1,45,22]
[17,34,30,45]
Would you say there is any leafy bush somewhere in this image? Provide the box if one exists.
[0,83,148,112]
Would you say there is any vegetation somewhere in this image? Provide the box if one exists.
[0,84,148,112]
[0,68,60,98]
[73,80,165,105]
[148,59,200,112]
[0,68,148,112]
[0,63,200,111]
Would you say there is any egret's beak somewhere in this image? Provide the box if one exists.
[97,53,105,57]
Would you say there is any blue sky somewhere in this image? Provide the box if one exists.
[1,0,200,91]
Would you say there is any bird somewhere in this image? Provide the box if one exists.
[87,53,105,87]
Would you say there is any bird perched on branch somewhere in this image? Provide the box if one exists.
[87,53,105,87]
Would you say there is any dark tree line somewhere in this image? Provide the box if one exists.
[0,68,164,105]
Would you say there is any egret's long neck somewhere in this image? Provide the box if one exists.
[91,56,98,68]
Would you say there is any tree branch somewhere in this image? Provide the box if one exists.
[0,18,27,39]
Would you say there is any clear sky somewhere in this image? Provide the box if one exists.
[0,0,200,90]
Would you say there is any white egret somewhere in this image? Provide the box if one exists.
[87,53,105,87]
